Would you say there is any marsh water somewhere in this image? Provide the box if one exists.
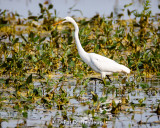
[1,75,160,128]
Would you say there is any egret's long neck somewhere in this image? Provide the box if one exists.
[71,21,89,62]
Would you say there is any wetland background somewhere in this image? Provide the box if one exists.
[0,0,160,127]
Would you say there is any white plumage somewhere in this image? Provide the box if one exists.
[62,16,130,80]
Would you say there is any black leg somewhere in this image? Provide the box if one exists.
[106,75,112,83]
[89,77,105,85]
[89,78,101,93]
[89,77,103,81]
[95,80,96,92]
[89,78,97,92]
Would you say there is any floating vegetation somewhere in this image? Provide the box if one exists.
[0,0,160,127]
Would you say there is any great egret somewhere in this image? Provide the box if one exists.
[54,16,130,82]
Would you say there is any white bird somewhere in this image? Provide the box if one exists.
[55,16,130,82]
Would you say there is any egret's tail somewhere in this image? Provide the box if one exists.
[120,64,130,74]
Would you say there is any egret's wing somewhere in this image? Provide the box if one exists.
[89,53,122,73]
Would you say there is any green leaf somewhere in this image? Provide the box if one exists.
[34,36,40,42]
[28,16,38,20]
[124,3,133,8]
[100,97,107,103]
[39,37,46,43]
[22,111,28,118]
[51,30,58,37]
[91,91,98,103]
[140,83,149,89]
[29,31,35,41]
[13,38,19,44]
[26,74,32,84]
[39,3,43,9]
[65,48,71,56]
[48,4,53,10]
[110,12,113,18]
[38,15,43,19]
[69,61,75,67]
[127,9,131,16]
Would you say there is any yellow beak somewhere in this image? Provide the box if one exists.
[53,20,64,26]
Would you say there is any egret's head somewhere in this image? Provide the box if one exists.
[62,16,75,23]
[53,16,75,26]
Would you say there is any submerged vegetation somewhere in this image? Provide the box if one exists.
[0,0,160,127]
